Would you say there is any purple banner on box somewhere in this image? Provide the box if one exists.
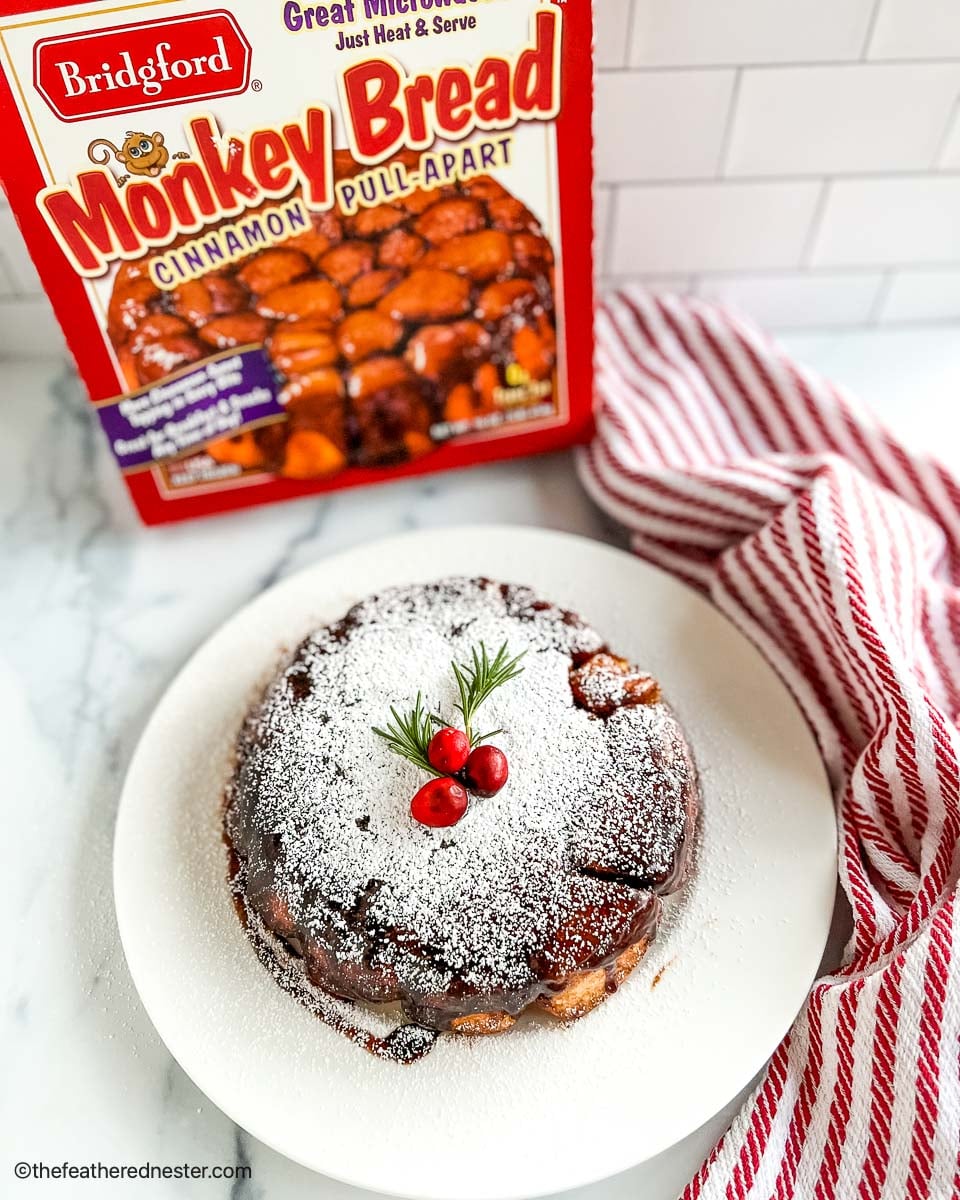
[97,347,283,473]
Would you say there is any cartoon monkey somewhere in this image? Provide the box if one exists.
[87,131,186,185]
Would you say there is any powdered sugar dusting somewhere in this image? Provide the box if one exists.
[117,527,835,1183]
[226,577,696,1030]
[243,903,439,1064]
[576,664,629,710]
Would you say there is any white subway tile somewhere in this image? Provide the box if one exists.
[869,0,960,60]
[812,176,960,266]
[611,180,822,273]
[594,185,613,274]
[0,208,44,295]
[630,0,876,67]
[595,70,735,181]
[594,0,634,70]
[726,64,960,177]
[695,271,884,328]
[0,297,64,357]
[878,268,960,322]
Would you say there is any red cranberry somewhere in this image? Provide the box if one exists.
[428,726,470,774]
[411,777,469,828]
[464,745,509,796]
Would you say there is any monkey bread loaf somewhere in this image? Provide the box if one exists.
[107,151,558,481]
[224,578,699,1056]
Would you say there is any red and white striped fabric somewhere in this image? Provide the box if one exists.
[578,288,960,1200]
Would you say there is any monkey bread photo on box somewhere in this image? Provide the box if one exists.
[0,0,595,524]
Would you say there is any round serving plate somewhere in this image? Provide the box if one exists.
[114,525,836,1200]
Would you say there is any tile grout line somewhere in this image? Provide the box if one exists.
[800,179,832,268]
[598,55,960,74]
[598,169,960,187]
[622,0,638,70]
[868,269,897,325]
[860,0,885,60]
[716,67,743,177]
[600,263,960,281]
[589,286,960,333]
[932,86,960,167]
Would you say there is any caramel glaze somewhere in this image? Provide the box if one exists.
[223,579,699,1060]
[223,729,691,1060]
[227,828,665,1062]
[227,842,438,1064]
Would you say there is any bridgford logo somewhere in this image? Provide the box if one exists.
[33,11,252,122]
[58,37,233,100]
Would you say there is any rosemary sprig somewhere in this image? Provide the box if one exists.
[372,641,525,771]
[452,641,526,747]
[372,692,444,776]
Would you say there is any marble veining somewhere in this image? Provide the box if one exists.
[3,327,957,1198]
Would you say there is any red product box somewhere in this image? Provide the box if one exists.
[0,0,595,524]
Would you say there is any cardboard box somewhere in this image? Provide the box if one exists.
[0,0,594,523]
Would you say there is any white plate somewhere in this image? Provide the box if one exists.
[114,526,836,1200]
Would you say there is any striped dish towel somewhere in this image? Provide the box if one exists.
[577,288,960,1200]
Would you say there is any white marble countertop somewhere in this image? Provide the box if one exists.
[3,323,960,1200]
